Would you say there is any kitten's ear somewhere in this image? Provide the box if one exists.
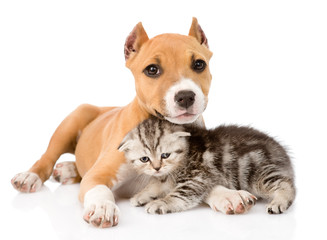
[172,131,191,138]
[118,134,133,152]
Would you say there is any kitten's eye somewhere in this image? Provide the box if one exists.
[143,64,162,78]
[161,153,171,159]
[192,59,206,73]
[140,156,150,163]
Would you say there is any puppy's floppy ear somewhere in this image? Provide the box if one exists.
[188,17,209,48]
[124,22,149,61]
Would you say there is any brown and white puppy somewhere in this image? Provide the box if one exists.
[11,18,213,228]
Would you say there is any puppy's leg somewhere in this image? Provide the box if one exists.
[11,104,114,193]
[79,149,126,228]
[79,100,150,227]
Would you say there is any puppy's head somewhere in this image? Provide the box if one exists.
[125,18,213,124]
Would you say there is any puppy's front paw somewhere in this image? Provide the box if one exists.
[83,185,120,228]
[11,172,42,193]
[83,200,119,228]
[145,199,172,214]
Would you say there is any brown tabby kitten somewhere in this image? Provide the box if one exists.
[118,117,295,215]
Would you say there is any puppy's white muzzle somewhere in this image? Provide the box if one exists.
[164,78,206,124]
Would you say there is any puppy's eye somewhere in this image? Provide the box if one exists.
[140,156,150,163]
[192,59,206,72]
[144,64,162,78]
[161,153,171,159]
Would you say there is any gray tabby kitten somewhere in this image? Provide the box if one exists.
[118,117,295,215]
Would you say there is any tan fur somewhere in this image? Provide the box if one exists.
[14,18,213,205]
[127,34,212,118]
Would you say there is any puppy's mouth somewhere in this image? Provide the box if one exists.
[176,112,197,118]
[159,78,207,125]
[155,109,199,124]
[166,112,199,124]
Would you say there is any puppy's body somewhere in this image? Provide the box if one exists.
[11,18,213,228]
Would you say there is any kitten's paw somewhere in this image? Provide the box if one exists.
[266,185,294,214]
[145,199,172,214]
[266,199,291,214]
[52,161,81,184]
[11,172,42,193]
[130,193,157,207]
[207,188,257,215]
[83,200,119,228]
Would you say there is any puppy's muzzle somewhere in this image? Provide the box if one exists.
[174,90,195,109]
[162,78,206,124]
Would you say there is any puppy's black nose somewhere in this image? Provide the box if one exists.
[174,91,195,109]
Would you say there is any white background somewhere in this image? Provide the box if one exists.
[1,0,326,239]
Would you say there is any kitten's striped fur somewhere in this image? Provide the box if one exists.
[118,117,295,215]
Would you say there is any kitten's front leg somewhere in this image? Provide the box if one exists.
[145,197,181,214]
[145,185,203,214]
[130,177,171,207]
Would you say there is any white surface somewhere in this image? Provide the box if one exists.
[1,0,326,239]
